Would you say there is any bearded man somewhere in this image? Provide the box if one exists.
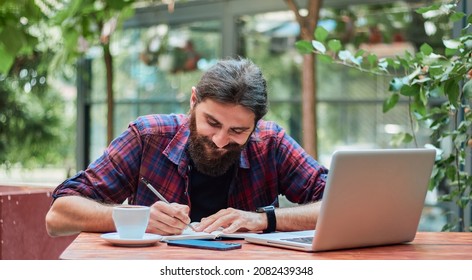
[46,58,328,237]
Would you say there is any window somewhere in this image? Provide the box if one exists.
[87,20,221,160]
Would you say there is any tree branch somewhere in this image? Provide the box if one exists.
[307,0,323,30]
[285,0,323,40]
[284,0,304,25]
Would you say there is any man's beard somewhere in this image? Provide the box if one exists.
[188,110,245,177]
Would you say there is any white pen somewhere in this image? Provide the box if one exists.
[141,177,196,231]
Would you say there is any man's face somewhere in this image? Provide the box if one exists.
[188,98,256,177]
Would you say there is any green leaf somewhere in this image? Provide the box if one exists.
[327,39,342,52]
[355,49,365,57]
[444,79,460,107]
[416,4,441,14]
[397,57,410,69]
[458,197,470,209]
[295,40,313,54]
[445,47,458,56]
[107,0,134,10]
[0,25,25,54]
[0,44,15,74]
[390,132,413,147]
[450,12,466,23]
[63,31,80,52]
[311,40,326,54]
[367,53,378,67]
[403,133,413,143]
[428,65,443,77]
[420,43,433,55]
[52,0,83,25]
[412,93,427,117]
[314,26,328,42]
[317,54,333,63]
[400,84,420,97]
[446,165,457,181]
[119,6,136,20]
[419,86,428,106]
[383,93,399,113]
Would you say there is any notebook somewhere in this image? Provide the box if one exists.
[161,223,249,241]
[245,148,436,252]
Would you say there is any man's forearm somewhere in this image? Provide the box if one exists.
[275,201,322,231]
[45,196,115,237]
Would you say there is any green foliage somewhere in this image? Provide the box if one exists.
[0,0,138,170]
[298,1,472,231]
[47,0,136,71]
[0,52,73,168]
[0,1,74,169]
[0,0,42,75]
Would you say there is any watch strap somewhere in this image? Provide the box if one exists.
[258,206,276,233]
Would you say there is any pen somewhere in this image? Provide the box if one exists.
[140,177,196,231]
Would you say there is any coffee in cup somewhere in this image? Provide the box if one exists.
[112,205,150,239]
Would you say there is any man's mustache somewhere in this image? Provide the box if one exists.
[200,136,242,152]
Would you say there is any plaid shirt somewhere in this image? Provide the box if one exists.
[52,114,328,211]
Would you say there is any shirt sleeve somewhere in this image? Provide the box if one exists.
[275,129,328,204]
[51,122,143,204]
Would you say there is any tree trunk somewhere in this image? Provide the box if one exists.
[285,0,322,159]
[103,44,114,145]
[302,53,317,158]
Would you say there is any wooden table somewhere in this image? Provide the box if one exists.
[60,232,472,260]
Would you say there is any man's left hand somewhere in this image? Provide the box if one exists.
[193,207,266,233]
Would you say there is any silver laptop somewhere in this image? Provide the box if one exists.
[245,148,436,252]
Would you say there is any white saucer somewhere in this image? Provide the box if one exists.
[101,232,162,247]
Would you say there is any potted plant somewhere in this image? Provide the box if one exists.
[296,1,472,231]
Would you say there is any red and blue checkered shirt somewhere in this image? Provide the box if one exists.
[52,114,328,211]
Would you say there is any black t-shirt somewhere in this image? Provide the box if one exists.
[189,164,234,222]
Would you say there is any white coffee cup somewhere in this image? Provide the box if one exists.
[112,205,150,239]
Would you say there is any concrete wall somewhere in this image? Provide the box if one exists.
[0,185,77,260]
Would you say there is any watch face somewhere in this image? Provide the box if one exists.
[257,206,274,212]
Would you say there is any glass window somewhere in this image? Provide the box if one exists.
[83,1,449,231]
[88,20,221,160]
[236,7,433,166]
[237,11,303,142]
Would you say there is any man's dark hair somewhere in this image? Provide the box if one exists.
[195,57,268,122]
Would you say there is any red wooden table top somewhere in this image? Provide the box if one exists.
[60,232,472,260]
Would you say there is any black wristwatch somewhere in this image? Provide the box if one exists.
[256,205,276,233]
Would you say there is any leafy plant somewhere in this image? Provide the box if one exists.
[0,1,74,169]
[296,1,472,231]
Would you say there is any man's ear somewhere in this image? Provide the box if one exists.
[190,86,198,109]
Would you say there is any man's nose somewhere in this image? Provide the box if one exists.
[212,130,230,148]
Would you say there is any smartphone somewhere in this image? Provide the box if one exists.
[166,239,242,251]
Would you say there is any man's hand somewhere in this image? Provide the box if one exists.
[147,201,192,235]
[193,207,266,234]
[191,202,322,234]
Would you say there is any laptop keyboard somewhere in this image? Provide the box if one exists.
[281,237,314,244]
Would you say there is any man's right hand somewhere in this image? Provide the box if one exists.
[147,201,191,235]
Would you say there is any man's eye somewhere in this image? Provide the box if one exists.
[208,121,220,127]
[231,129,244,134]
